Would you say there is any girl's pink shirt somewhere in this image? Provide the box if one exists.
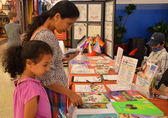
[14,78,51,118]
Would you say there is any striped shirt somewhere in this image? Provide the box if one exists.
[33,29,68,87]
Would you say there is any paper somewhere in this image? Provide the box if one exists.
[103,75,118,81]
[88,4,102,21]
[105,22,113,41]
[106,84,131,91]
[75,85,106,92]
[73,76,102,83]
[74,23,87,39]
[118,56,138,86]
[114,47,124,73]
[75,4,87,21]
[105,1,114,21]
[88,24,101,37]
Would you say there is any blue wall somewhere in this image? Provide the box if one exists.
[116,4,168,43]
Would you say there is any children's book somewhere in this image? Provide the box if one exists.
[75,84,107,92]
[72,76,102,83]
[135,62,158,98]
[119,114,166,118]
[71,103,118,118]
[112,101,164,116]
[79,92,109,104]
[108,90,147,102]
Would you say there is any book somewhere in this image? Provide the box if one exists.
[108,90,147,102]
[119,113,167,118]
[75,85,107,92]
[72,76,102,83]
[71,103,118,118]
[112,101,164,116]
[79,92,110,104]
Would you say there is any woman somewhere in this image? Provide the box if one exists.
[24,1,82,117]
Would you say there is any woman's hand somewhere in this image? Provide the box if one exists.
[64,51,80,62]
[68,91,83,106]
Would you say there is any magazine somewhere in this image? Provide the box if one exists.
[135,62,158,98]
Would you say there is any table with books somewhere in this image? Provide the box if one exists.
[68,54,168,118]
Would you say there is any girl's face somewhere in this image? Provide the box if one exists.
[29,54,52,77]
[53,13,78,33]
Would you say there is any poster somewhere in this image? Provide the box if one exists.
[105,2,113,21]
[74,23,87,40]
[118,56,138,86]
[105,22,113,41]
[88,24,101,37]
[75,4,87,21]
[88,4,102,21]
[105,40,113,57]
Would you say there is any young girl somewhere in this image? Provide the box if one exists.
[2,40,53,118]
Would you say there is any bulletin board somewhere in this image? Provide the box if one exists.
[71,1,104,48]
[104,0,115,58]
[71,0,115,58]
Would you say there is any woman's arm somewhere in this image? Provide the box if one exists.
[46,83,83,106]
[24,96,38,118]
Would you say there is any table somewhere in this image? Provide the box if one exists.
[68,55,168,115]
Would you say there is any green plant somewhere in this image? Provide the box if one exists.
[147,20,168,46]
[115,4,136,44]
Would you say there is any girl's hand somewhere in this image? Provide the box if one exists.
[68,91,83,106]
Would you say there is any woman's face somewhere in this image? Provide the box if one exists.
[53,13,78,33]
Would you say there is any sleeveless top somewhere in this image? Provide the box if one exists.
[32,29,68,87]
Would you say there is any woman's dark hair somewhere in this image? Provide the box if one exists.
[24,1,79,42]
[2,40,53,78]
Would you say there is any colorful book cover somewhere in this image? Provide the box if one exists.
[108,90,147,102]
[79,93,109,104]
[77,114,117,118]
[78,104,107,109]
[119,113,165,118]
[71,103,118,118]
[112,101,164,116]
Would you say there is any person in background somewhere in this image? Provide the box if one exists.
[23,1,82,117]
[4,11,22,46]
[2,40,53,118]
[143,32,168,86]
